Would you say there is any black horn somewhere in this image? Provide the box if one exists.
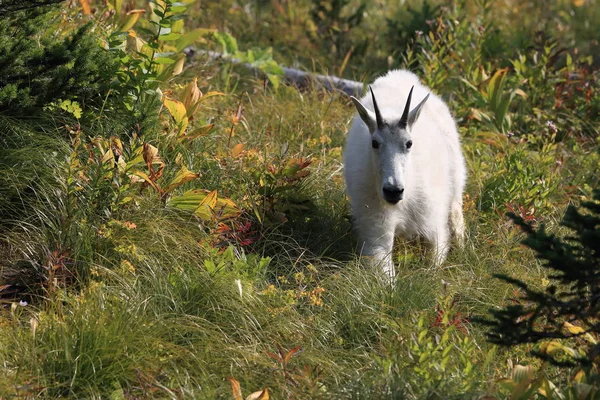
[399,86,414,128]
[369,85,384,129]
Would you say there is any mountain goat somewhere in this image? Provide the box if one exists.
[343,70,466,280]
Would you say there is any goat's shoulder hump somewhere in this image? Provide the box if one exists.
[373,69,421,88]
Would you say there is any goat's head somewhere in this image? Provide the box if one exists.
[351,85,429,204]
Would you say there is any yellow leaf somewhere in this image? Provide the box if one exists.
[564,322,585,335]
[182,78,202,116]
[30,317,38,338]
[198,91,226,103]
[111,137,123,154]
[227,377,243,400]
[572,0,585,6]
[199,189,218,209]
[120,9,145,31]
[179,124,214,141]
[102,149,114,164]
[573,369,586,383]
[246,388,269,400]
[231,143,245,158]
[564,322,597,344]
[117,156,127,173]
[126,30,145,53]
[540,341,578,358]
[163,97,189,135]
[163,166,199,194]
[513,88,527,98]
[172,54,185,76]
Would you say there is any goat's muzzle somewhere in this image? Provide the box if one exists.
[382,185,404,204]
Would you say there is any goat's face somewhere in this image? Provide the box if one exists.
[370,124,411,204]
[351,85,429,204]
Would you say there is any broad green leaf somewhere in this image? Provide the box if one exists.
[159,33,181,41]
[170,189,240,221]
[175,28,214,52]
[109,0,123,16]
[213,31,238,55]
[154,51,176,58]
[154,57,176,65]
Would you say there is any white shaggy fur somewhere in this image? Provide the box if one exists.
[343,70,466,280]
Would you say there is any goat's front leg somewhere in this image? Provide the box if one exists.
[426,222,450,266]
[356,219,396,282]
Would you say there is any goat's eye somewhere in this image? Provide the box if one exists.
[406,140,413,149]
[372,140,380,149]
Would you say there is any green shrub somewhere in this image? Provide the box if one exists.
[0,8,118,114]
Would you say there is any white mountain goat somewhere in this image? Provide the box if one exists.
[343,70,466,280]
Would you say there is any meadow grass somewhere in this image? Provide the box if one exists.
[0,77,572,398]
[1,0,599,398]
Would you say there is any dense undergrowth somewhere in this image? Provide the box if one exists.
[0,0,599,398]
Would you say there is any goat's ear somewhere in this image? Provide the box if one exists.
[350,96,377,134]
[408,93,430,129]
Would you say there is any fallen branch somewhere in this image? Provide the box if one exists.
[185,49,365,96]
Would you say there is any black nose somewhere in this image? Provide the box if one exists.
[382,185,404,204]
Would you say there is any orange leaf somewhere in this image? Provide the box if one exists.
[123,221,137,230]
[266,351,282,363]
[227,377,243,400]
[79,0,91,15]
[284,346,302,363]
[231,143,245,158]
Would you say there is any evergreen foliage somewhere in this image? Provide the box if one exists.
[0,7,118,114]
[480,189,600,366]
